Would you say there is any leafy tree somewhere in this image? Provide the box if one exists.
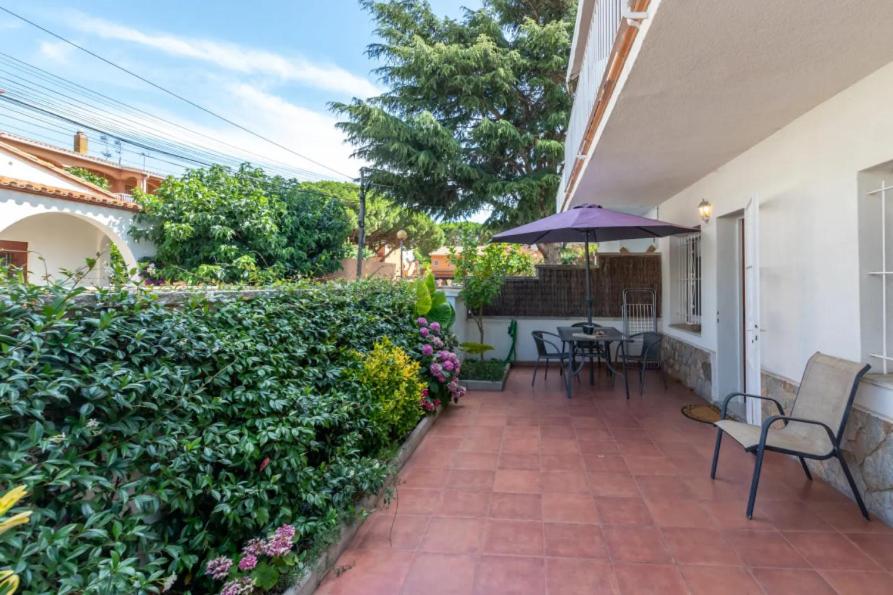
[453,234,535,358]
[299,180,445,258]
[440,221,491,247]
[65,166,110,190]
[130,164,351,283]
[331,0,574,258]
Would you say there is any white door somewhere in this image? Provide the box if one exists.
[743,196,762,424]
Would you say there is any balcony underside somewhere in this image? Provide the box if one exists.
[567,0,893,212]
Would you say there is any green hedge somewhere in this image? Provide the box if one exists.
[0,279,419,594]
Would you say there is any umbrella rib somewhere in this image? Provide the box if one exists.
[636,226,661,238]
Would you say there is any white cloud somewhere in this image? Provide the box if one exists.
[37,40,74,63]
[70,14,381,99]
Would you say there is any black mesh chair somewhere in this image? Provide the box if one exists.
[571,322,611,372]
[623,332,667,395]
[531,331,569,386]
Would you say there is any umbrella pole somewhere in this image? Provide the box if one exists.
[584,230,593,325]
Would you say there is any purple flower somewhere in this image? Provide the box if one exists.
[421,344,434,356]
[432,337,444,348]
[220,577,255,595]
[419,327,430,337]
[205,556,232,581]
[430,322,441,332]
[443,360,455,371]
[274,524,296,541]
[238,554,257,571]
[430,363,442,375]
[242,538,264,557]
[416,317,428,326]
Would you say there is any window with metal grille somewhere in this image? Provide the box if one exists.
[670,233,701,332]
[863,175,893,374]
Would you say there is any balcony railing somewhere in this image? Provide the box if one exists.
[560,0,626,198]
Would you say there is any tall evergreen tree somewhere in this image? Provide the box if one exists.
[332,0,574,257]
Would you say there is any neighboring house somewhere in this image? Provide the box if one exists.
[0,132,155,286]
[429,246,458,281]
[561,0,893,520]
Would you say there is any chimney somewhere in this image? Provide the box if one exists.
[73,131,88,154]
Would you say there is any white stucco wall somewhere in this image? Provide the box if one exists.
[0,149,86,191]
[0,190,153,284]
[654,60,893,406]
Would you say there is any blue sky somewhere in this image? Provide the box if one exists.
[0,0,480,180]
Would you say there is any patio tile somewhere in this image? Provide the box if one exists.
[701,500,776,530]
[543,522,607,558]
[451,451,499,470]
[679,565,762,595]
[820,570,893,595]
[498,453,541,470]
[386,487,442,515]
[401,553,477,595]
[317,549,414,595]
[578,439,620,455]
[615,438,663,457]
[784,531,881,570]
[623,455,678,476]
[355,514,430,550]
[635,476,694,500]
[503,425,540,440]
[594,497,653,526]
[401,466,450,488]
[758,501,833,531]
[473,555,545,595]
[603,526,670,563]
[421,517,484,554]
[806,501,893,533]
[459,434,503,453]
[540,453,585,471]
[750,568,836,595]
[612,563,688,595]
[588,472,641,498]
[502,437,541,454]
[644,498,718,528]
[545,558,615,595]
[440,489,491,517]
[582,453,629,473]
[724,529,810,568]
[540,470,590,493]
[660,527,741,565]
[448,469,495,491]
[489,492,542,520]
[541,493,600,523]
[540,438,580,455]
[483,519,544,555]
[540,424,573,439]
[843,533,893,570]
[493,469,542,493]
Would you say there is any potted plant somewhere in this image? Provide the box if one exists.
[452,239,534,390]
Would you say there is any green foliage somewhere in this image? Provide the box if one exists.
[130,164,352,284]
[453,236,536,356]
[460,359,507,381]
[459,342,494,357]
[64,167,110,190]
[331,0,575,230]
[440,222,491,247]
[412,272,454,329]
[298,181,445,258]
[357,338,426,440]
[0,278,421,593]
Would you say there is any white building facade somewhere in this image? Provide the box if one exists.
[0,140,151,286]
[562,0,893,522]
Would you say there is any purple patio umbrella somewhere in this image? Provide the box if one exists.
[491,203,696,324]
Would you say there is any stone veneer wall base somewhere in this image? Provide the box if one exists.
[661,334,713,402]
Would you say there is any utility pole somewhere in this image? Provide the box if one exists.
[356,167,367,279]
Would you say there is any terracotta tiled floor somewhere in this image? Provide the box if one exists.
[317,368,893,595]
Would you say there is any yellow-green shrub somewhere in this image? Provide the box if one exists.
[360,339,426,439]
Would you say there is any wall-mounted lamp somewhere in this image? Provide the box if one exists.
[698,199,713,223]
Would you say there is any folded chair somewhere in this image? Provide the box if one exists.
[710,352,871,519]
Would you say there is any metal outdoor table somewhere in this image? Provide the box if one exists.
[557,326,631,400]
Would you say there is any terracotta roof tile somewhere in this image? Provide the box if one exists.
[0,176,140,211]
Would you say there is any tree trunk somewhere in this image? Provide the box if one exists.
[537,242,561,264]
[477,306,485,361]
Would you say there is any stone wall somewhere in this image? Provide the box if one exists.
[762,370,893,526]
[661,334,712,401]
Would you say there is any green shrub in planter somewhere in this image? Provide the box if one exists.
[0,278,420,593]
[356,338,426,440]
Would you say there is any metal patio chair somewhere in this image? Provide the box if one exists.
[622,332,667,395]
[710,352,871,519]
[531,331,570,386]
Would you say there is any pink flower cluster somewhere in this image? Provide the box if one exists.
[416,318,466,404]
[206,524,297,592]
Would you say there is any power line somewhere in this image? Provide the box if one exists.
[0,52,329,179]
[0,4,356,181]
